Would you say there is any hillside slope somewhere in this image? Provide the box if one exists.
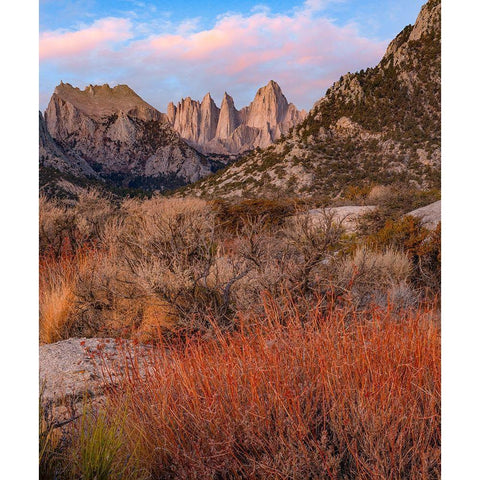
[183,0,440,200]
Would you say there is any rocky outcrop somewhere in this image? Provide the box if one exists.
[243,80,288,129]
[308,206,377,232]
[44,83,214,190]
[199,93,220,144]
[406,200,441,229]
[168,81,306,154]
[47,82,165,125]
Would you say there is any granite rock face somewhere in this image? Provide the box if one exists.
[168,81,306,154]
[44,83,213,190]
[39,111,99,179]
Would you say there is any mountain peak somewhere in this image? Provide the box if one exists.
[183,0,440,199]
[256,80,285,99]
[201,92,217,109]
[43,82,213,191]
[167,81,305,154]
[51,82,162,121]
[245,80,289,129]
[55,82,136,97]
[266,79,281,90]
[216,93,239,139]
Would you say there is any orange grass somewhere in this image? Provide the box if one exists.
[103,300,440,479]
[39,246,97,344]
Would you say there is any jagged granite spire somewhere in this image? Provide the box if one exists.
[166,82,305,154]
[215,93,240,139]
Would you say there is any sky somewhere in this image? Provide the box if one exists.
[39,0,425,112]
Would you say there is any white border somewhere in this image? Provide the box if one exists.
[1,0,39,477]
[442,0,480,478]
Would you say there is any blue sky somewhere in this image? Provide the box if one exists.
[40,0,425,111]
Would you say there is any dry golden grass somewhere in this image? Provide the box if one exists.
[136,298,178,342]
[334,247,414,307]
[39,277,74,344]
[39,247,99,343]
[40,252,76,344]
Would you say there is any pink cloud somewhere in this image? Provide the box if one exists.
[40,2,387,111]
[40,18,132,60]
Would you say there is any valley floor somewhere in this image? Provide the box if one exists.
[39,190,440,479]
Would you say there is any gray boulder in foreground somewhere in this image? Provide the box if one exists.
[40,338,153,423]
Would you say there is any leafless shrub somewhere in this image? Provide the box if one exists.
[98,196,257,330]
[39,195,76,256]
[282,208,348,294]
[72,189,115,247]
[40,192,431,340]
[40,190,116,256]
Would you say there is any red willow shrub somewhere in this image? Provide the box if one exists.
[102,300,440,479]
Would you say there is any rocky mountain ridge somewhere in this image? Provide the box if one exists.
[167,80,306,154]
[183,0,440,200]
[47,82,166,123]
[42,83,215,192]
